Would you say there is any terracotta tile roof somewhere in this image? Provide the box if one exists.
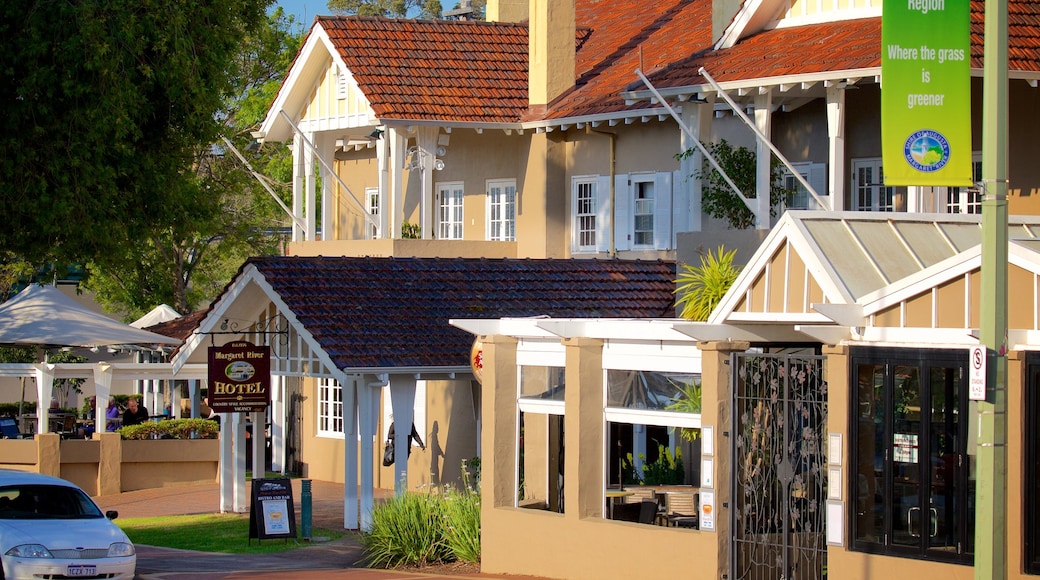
[544,0,713,119]
[245,256,677,370]
[641,0,1040,91]
[145,309,208,342]
[311,0,1039,123]
[317,16,529,123]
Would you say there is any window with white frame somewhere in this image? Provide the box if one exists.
[633,179,655,247]
[782,162,827,210]
[614,172,672,252]
[945,154,983,214]
[852,158,901,212]
[437,182,464,239]
[366,187,380,239]
[573,178,598,252]
[317,377,343,438]
[487,179,516,241]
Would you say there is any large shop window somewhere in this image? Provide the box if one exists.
[1025,354,1040,574]
[850,348,974,564]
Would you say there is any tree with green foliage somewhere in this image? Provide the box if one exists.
[328,0,447,19]
[674,246,741,321]
[80,8,303,318]
[0,0,271,270]
[677,139,794,229]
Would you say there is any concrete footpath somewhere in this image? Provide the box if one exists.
[94,480,549,580]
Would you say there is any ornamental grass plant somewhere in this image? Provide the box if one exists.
[360,467,481,568]
[361,490,449,568]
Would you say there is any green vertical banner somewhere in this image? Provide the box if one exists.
[881,0,972,186]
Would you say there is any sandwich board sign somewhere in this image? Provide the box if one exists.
[248,478,297,542]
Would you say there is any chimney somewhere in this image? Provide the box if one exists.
[528,0,575,107]
[486,0,529,22]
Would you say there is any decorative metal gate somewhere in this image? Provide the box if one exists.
[731,353,827,580]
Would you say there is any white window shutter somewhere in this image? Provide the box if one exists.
[596,175,613,252]
[613,174,630,252]
[654,172,673,250]
[671,169,690,241]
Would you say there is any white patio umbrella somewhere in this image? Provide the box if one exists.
[0,285,181,435]
[130,304,182,329]
[0,285,181,348]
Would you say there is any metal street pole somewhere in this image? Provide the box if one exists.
[975,0,1008,576]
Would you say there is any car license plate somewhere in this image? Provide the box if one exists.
[67,564,97,576]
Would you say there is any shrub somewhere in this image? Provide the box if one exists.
[440,482,480,564]
[361,491,449,568]
[118,418,219,440]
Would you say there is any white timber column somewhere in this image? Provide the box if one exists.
[304,131,317,241]
[292,134,306,242]
[826,84,847,211]
[681,96,715,233]
[188,379,200,419]
[358,375,383,531]
[416,126,440,240]
[219,413,234,512]
[93,363,113,437]
[376,127,390,239]
[754,91,773,229]
[389,128,407,239]
[34,364,55,434]
[342,374,360,529]
[388,373,419,495]
[319,133,336,241]
[270,375,285,473]
[250,409,264,475]
[232,411,248,512]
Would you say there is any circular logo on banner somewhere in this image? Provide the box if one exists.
[903,129,951,173]
[225,360,256,381]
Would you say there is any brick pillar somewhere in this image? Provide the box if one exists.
[97,432,122,496]
[562,336,603,520]
[698,340,749,579]
[36,433,60,477]
[482,334,518,508]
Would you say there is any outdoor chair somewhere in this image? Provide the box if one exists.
[665,492,699,528]
[0,418,26,439]
[623,486,657,503]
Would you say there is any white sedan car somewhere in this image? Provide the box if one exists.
[0,469,135,580]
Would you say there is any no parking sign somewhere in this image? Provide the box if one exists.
[969,345,986,401]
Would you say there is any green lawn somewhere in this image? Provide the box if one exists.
[116,513,346,555]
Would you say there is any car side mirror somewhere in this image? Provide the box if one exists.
[106,510,119,520]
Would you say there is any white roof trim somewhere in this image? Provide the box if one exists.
[172,265,346,385]
[259,23,354,143]
[857,247,981,314]
[853,326,978,347]
[450,318,559,339]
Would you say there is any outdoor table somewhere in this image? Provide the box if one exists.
[605,489,634,518]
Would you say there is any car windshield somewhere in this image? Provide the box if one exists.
[0,484,104,520]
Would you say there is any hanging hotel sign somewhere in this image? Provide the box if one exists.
[881,0,972,186]
[208,342,271,413]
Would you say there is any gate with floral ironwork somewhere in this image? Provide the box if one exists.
[731,353,827,580]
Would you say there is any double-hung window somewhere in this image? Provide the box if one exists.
[437,182,464,239]
[852,158,901,212]
[366,187,380,239]
[487,179,516,241]
[317,377,343,438]
[573,178,598,252]
[944,154,983,214]
[632,179,655,247]
[782,162,827,210]
[850,347,974,564]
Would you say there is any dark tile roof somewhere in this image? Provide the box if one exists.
[310,0,1039,123]
[244,256,677,370]
[145,310,208,342]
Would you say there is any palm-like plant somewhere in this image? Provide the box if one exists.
[674,246,741,321]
